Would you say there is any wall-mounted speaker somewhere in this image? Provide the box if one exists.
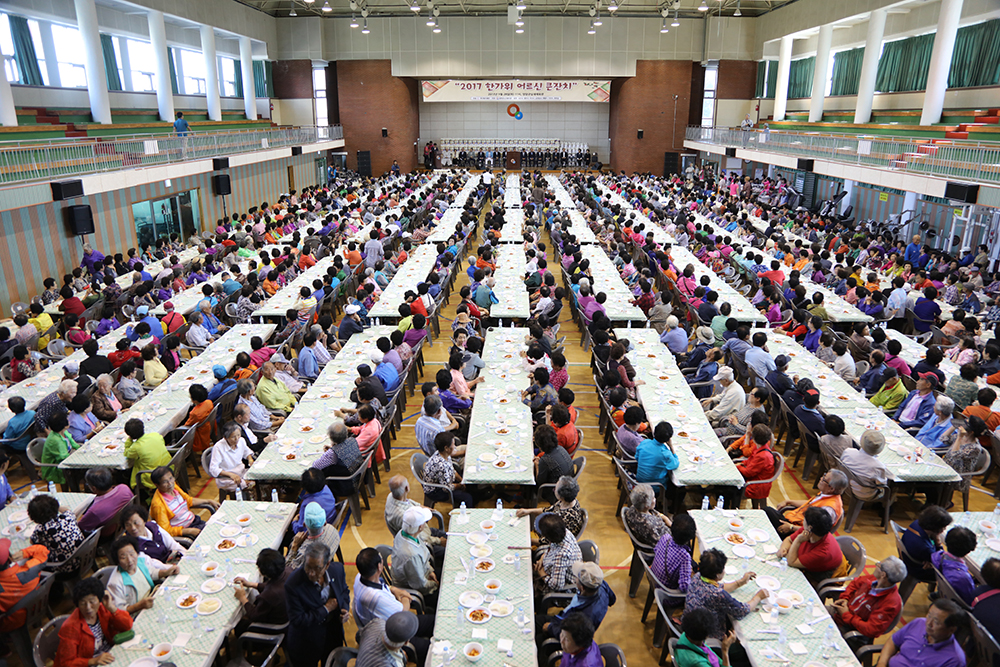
[797,159,815,172]
[212,174,232,196]
[291,146,303,156]
[381,128,388,138]
[725,147,737,158]
[212,157,230,170]
[51,180,84,201]
[637,129,644,140]
[944,181,979,204]
[67,204,94,236]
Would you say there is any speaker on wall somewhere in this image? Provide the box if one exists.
[797,158,815,172]
[212,174,232,196]
[291,146,303,156]
[381,128,388,137]
[663,152,679,178]
[725,147,737,158]
[212,157,230,170]
[67,204,94,236]
[356,151,372,177]
[637,129,644,140]
[944,181,979,204]
[51,180,84,201]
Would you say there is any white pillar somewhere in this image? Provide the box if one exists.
[920,0,964,126]
[200,25,222,122]
[841,179,855,216]
[854,8,886,124]
[147,10,174,122]
[0,73,16,126]
[118,36,133,92]
[902,190,919,239]
[238,36,257,121]
[773,35,793,122]
[74,0,112,124]
[38,23,61,88]
[808,24,833,123]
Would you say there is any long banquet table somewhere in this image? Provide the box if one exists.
[578,246,646,324]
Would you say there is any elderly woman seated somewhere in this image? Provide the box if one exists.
[766,470,849,536]
[55,578,133,667]
[91,373,129,421]
[684,548,769,642]
[914,396,957,449]
[534,513,582,596]
[825,556,905,649]
[287,502,343,571]
[839,430,890,501]
[516,475,587,546]
[121,504,186,563]
[622,483,672,546]
[652,513,697,608]
[28,493,85,573]
[106,534,178,615]
[777,506,851,586]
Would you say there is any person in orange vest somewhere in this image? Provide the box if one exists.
[0,537,49,655]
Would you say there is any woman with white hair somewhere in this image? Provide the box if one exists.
[660,315,689,356]
[702,366,746,427]
[839,430,890,500]
[516,476,586,543]
[914,395,956,449]
[623,483,672,546]
[826,556,905,646]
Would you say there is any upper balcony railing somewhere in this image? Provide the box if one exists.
[0,124,343,187]
[685,126,1000,185]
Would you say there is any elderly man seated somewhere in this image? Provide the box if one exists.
[840,430,890,501]
[701,366,745,428]
[534,513,582,596]
[876,598,968,667]
[765,470,849,537]
[776,506,851,586]
[825,556,905,650]
[255,362,298,414]
[392,506,439,601]
[893,372,939,429]
[384,475,445,562]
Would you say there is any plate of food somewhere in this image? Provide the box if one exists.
[746,528,769,542]
[723,532,747,546]
[478,452,497,463]
[284,453,298,461]
[201,578,227,594]
[497,397,511,404]
[836,395,851,401]
[495,448,513,457]
[667,399,681,406]
[309,435,326,445]
[215,538,238,552]
[465,607,492,624]
[778,589,805,606]
[466,532,489,546]
[318,393,335,399]
[492,459,511,469]
[502,554,517,565]
[472,558,496,573]
[488,600,513,617]
[7,510,28,523]
[495,427,511,436]
[756,575,781,591]
[459,591,484,608]
[196,598,223,615]
[470,545,492,558]
[483,579,502,593]
[220,525,242,538]
[299,424,316,434]
[1,523,30,537]
[238,534,259,548]
[176,592,202,610]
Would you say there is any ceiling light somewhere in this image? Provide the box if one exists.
[349,1,357,8]
[671,10,679,26]
[515,0,526,8]
[587,20,596,34]
[433,25,441,32]
[303,0,313,4]
[698,1,708,10]
[733,1,741,16]
[426,11,435,25]
[607,1,617,9]
[289,5,297,15]
[515,26,524,33]
[515,18,524,25]
[362,18,370,33]
[410,0,420,10]
[350,14,359,26]
[660,19,668,32]
[593,10,602,25]
[322,2,332,11]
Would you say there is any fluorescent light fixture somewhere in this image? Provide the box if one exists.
[660,19,668,32]
[593,10,602,25]
[321,2,332,11]
[515,0,526,9]
[587,20,596,34]
[410,0,420,10]
[515,18,524,25]
[433,23,441,32]
[362,18,370,32]
[289,5,297,14]
[733,1,741,16]
[698,1,708,10]
[350,14,359,26]
[607,2,617,9]
[671,10,679,26]
[515,26,524,33]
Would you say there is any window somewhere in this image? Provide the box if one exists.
[701,61,718,127]
[179,48,206,95]
[50,23,86,88]
[0,14,17,83]
[28,19,48,86]
[126,38,155,92]
[313,67,327,126]
[220,57,236,97]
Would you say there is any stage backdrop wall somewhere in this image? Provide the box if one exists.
[417,100,610,163]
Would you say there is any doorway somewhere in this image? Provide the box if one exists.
[287,165,295,194]
[131,189,201,248]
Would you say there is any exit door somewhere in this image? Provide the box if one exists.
[287,165,295,194]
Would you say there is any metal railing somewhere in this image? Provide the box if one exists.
[685,126,1000,185]
[0,124,343,186]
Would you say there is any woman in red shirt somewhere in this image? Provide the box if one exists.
[55,577,133,667]
[58,286,86,318]
[777,506,851,585]
[736,424,776,500]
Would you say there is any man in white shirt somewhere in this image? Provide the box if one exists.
[186,311,213,347]
[702,366,746,426]
[840,430,889,500]
[208,422,254,490]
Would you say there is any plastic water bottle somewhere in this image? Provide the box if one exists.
[235,488,243,501]
[822,623,836,658]
[496,498,504,513]
[457,605,465,627]
[806,596,815,617]
[993,503,1000,524]
[777,626,787,647]
[514,553,522,573]
[715,496,725,510]
[47,482,56,494]
[156,604,168,627]
[517,606,526,625]
[193,613,202,633]
[442,646,452,667]
[460,502,467,520]
[779,557,788,572]
[701,496,710,511]
[271,488,279,504]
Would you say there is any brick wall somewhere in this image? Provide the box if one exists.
[336,59,419,175]
[717,60,757,100]
[272,60,314,99]
[609,60,696,175]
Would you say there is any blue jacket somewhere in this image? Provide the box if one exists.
[285,561,350,667]
[893,390,936,429]
[207,379,238,404]
[547,581,617,638]
[298,346,319,379]
[293,487,339,533]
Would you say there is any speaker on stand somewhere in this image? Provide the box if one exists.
[67,204,95,236]
[212,173,232,220]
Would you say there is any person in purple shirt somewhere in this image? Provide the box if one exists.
[651,513,696,607]
[893,373,939,429]
[557,613,603,667]
[931,526,977,605]
[77,467,134,537]
[913,287,943,333]
[403,314,428,348]
[435,368,471,413]
[291,468,340,533]
[377,337,403,375]
[80,244,105,275]
[615,407,645,457]
[880,598,968,667]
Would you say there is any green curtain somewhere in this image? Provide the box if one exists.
[263,60,274,97]
[755,61,766,98]
[252,61,265,98]
[787,57,814,99]
[765,63,777,98]
[233,59,243,98]
[8,15,43,86]
[830,46,864,97]
[100,34,122,91]
[948,18,1000,89]
[167,47,179,95]
[875,33,935,92]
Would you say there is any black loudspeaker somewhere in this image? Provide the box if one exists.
[637,129,644,139]
[381,128,388,137]
[725,147,737,158]
[944,181,979,204]
[51,179,84,201]
[212,157,230,170]
[212,174,232,196]
[291,146,303,156]
[797,158,815,172]
[356,151,372,177]
[67,204,94,236]
[663,152,679,178]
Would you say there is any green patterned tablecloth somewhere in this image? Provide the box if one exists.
[882,329,966,385]
[150,251,283,317]
[766,336,959,483]
[246,326,396,482]
[108,500,296,667]
[490,246,531,321]
[951,511,1000,577]
[0,491,94,550]
[544,176,597,244]
[431,507,537,667]
[689,510,860,667]
[624,329,744,488]
[61,324,276,471]
[369,246,439,320]
[592,180,672,247]
[669,247,766,324]
[497,208,525,241]
[463,329,535,485]
[254,256,339,318]
[578,246,645,323]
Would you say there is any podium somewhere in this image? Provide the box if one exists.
[505,151,521,170]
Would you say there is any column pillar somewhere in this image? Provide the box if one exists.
[38,23,61,88]
[841,179,855,216]
[808,24,833,122]
[920,0,964,126]
[118,36,133,92]
[773,35,793,122]
[200,25,222,122]
[147,10,174,122]
[74,0,112,124]
[0,73,16,126]
[238,36,257,121]
[854,8,886,124]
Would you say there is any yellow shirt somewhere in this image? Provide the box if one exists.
[29,313,54,348]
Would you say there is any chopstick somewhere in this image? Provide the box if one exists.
[507,546,532,550]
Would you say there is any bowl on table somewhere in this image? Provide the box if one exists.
[200,561,221,577]
[151,643,173,662]
[464,643,484,662]
[774,598,793,614]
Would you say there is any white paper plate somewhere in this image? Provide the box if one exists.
[215,539,238,552]
[238,533,259,548]
[176,592,201,610]
[478,452,496,463]
[472,558,495,574]
[466,532,489,546]
[129,657,159,667]
[488,600,513,617]
[7,510,28,523]
[459,591,484,608]
[220,526,242,537]
[465,608,492,624]
[470,545,492,558]
[986,538,1000,551]
[732,544,756,559]
[778,589,804,606]
[756,575,781,591]
[196,598,223,615]
[201,578,227,594]
[746,528,769,542]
